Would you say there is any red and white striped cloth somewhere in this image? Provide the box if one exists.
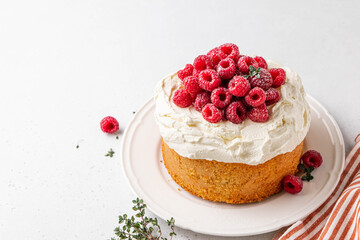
[273,134,360,240]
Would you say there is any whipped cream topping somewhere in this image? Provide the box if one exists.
[154,60,311,165]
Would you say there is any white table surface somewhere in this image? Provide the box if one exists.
[1,0,360,239]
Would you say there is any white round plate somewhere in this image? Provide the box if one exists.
[121,95,345,237]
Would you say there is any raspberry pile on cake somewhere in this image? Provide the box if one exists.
[174,43,286,124]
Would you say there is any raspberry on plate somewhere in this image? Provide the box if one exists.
[237,56,259,74]
[265,88,281,105]
[218,43,240,62]
[100,116,119,134]
[198,69,221,91]
[245,87,266,107]
[228,76,251,97]
[254,56,268,69]
[202,103,223,123]
[248,104,269,122]
[301,150,323,168]
[178,64,193,81]
[282,175,303,194]
[207,48,227,66]
[211,87,232,108]
[269,68,286,87]
[248,68,273,90]
[193,55,214,75]
[183,76,201,96]
[225,101,247,124]
[194,91,211,112]
[216,58,236,80]
[172,89,192,108]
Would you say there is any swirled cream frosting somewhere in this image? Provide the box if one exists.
[154,60,311,165]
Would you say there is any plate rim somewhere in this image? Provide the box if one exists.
[121,94,345,236]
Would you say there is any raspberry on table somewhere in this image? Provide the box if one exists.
[248,68,273,90]
[265,88,281,105]
[183,76,201,96]
[100,116,119,134]
[225,101,247,124]
[254,56,268,69]
[216,58,236,80]
[172,89,192,108]
[202,103,223,123]
[193,55,214,75]
[245,87,266,107]
[218,43,240,62]
[211,87,232,108]
[301,150,323,168]
[269,68,286,87]
[237,56,259,74]
[282,175,303,194]
[207,48,227,66]
[177,64,193,81]
[228,76,251,97]
[248,104,269,122]
[198,69,221,91]
[194,91,211,112]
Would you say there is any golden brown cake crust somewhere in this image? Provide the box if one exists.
[162,140,303,204]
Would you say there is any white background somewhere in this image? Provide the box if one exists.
[1,0,360,239]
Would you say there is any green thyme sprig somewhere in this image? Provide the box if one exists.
[105,148,115,157]
[244,65,261,79]
[111,198,176,240]
[298,163,314,182]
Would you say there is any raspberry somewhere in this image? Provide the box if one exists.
[198,69,221,91]
[211,87,232,108]
[245,87,266,107]
[269,68,286,87]
[218,43,240,62]
[193,55,214,75]
[177,64,193,81]
[248,68,273,90]
[183,76,201,96]
[228,76,251,97]
[216,58,236,80]
[254,56,268,69]
[202,103,223,123]
[239,97,252,111]
[194,92,211,111]
[207,48,227,66]
[237,56,259,74]
[301,150,323,168]
[248,104,269,122]
[100,116,119,134]
[265,88,281,106]
[282,175,303,194]
[225,101,247,124]
[172,89,192,108]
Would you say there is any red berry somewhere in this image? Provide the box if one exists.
[248,68,273,90]
[265,88,281,106]
[183,76,201,96]
[211,87,232,108]
[225,101,247,124]
[228,76,251,97]
[269,68,286,87]
[239,97,252,111]
[237,56,259,74]
[193,55,214,75]
[177,64,193,81]
[218,43,240,62]
[245,87,266,107]
[301,150,323,168]
[194,92,211,112]
[282,175,303,194]
[207,48,227,66]
[248,104,269,122]
[100,116,119,134]
[172,89,192,108]
[202,103,223,123]
[198,69,221,91]
[216,58,236,80]
[254,56,268,69]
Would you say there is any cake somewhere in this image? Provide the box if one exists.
[154,43,311,204]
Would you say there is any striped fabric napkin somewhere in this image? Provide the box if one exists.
[273,134,360,240]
